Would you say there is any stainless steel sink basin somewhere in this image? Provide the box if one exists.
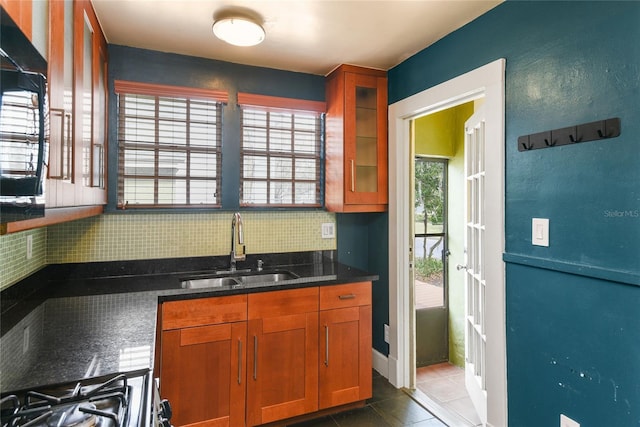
[238,272,298,285]
[180,271,298,289]
[181,276,240,289]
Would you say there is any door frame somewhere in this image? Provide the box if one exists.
[387,58,506,426]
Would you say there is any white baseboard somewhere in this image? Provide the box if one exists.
[372,348,389,379]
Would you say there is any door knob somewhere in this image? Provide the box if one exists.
[456,264,468,271]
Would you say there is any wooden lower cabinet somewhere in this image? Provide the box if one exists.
[247,287,319,426]
[319,282,372,409]
[159,295,248,427]
[158,283,372,427]
[161,323,247,427]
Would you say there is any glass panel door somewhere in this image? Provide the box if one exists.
[414,157,448,367]
[354,86,377,192]
[414,158,447,309]
[464,108,488,424]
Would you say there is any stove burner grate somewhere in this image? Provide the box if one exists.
[1,374,132,427]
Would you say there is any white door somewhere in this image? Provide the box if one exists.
[463,107,488,424]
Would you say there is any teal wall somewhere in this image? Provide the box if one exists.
[106,45,326,211]
[389,1,640,426]
[336,212,389,355]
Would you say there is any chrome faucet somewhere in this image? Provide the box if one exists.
[230,212,246,271]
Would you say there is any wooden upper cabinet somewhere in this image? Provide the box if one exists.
[1,0,32,39]
[47,0,107,208]
[47,0,74,206]
[325,65,388,212]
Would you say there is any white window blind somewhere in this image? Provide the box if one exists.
[239,95,324,207]
[0,91,43,181]
[116,82,225,208]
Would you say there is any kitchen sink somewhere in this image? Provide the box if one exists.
[238,272,298,284]
[181,276,240,289]
[180,271,298,289]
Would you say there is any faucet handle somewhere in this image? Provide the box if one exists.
[257,259,264,271]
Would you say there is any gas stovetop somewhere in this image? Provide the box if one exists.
[0,369,151,427]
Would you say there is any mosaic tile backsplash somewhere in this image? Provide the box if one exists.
[46,211,337,264]
[0,228,47,290]
[1,211,336,289]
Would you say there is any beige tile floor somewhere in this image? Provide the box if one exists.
[415,363,482,427]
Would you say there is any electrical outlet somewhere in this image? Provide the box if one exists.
[384,324,390,344]
[321,223,335,239]
[26,235,33,260]
[22,326,30,354]
[560,414,580,427]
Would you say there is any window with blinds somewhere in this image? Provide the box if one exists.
[240,96,324,207]
[116,82,225,208]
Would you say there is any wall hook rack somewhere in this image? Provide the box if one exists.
[517,117,620,152]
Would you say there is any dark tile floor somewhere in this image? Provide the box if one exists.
[288,371,447,427]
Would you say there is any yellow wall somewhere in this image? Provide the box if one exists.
[415,108,460,157]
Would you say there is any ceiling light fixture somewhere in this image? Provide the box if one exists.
[212,16,265,47]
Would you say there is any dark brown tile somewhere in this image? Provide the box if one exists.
[411,418,448,427]
[287,415,339,427]
[294,371,442,427]
[368,374,406,403]
[371,395,439,427]
[332,406,393,427]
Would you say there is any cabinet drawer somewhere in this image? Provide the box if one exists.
[162,295,247,330]
[320,282,371,310]
[248,287,318,319]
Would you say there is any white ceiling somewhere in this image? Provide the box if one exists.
[91,0,502,76]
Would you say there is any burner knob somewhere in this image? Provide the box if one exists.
[159,399,172,420]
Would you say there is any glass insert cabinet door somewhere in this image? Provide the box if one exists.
[344,72,387,206]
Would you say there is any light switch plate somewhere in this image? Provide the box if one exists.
[532,218,549,247]
[321,223,335,239]
[560,414,580,427]
[26,235,33,259]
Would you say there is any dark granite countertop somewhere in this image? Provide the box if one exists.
[0,251,377,392]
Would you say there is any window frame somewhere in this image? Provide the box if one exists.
[238,93,326,208]
[114,80,228,209]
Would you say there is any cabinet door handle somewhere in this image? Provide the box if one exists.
[64,112,72,180]
[48,109,65,179]
[324,325,329,367]
[253,335,258,380]
[350,160,355,192]
[339,294,356,300]
[238,339,242,384]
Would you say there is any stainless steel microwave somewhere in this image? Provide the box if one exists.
[0,7,48,224]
